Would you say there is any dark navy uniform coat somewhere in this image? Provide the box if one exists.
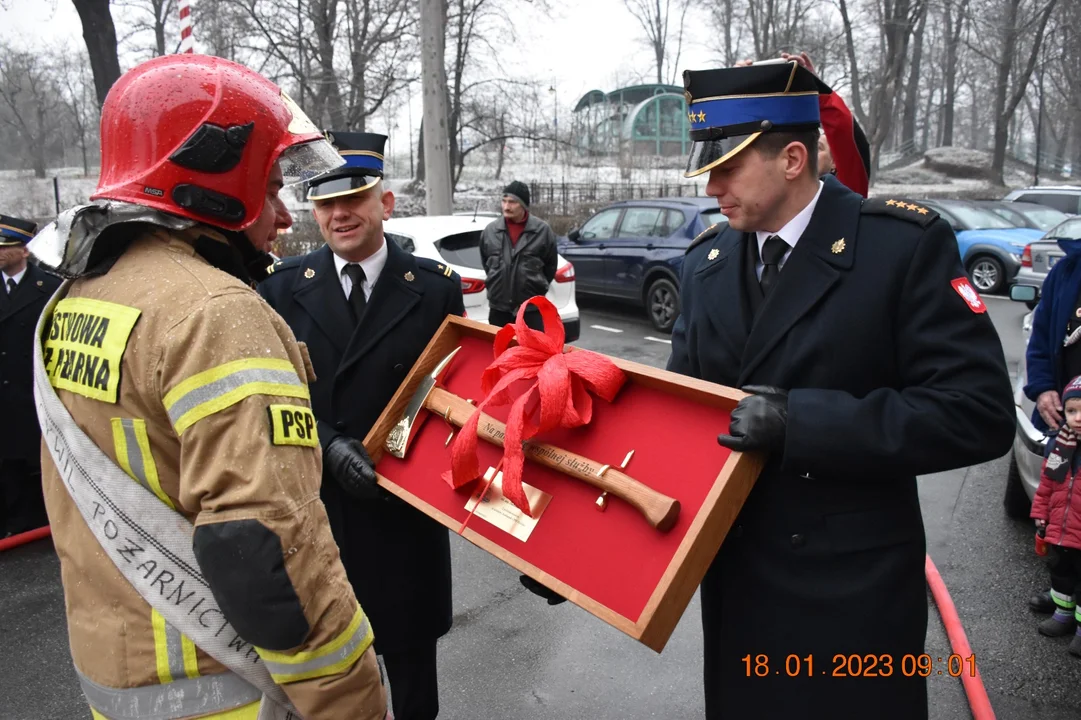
[259,240,465,652]
[1,263,61,461]
[667,175,1014,718]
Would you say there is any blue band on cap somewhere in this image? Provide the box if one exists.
[340,151,384,174]
[687,94,820,132]
[0,224,32,242]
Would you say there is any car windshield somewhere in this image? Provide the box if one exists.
[1013,204,1069,231]
[702,209,726,227]
[945,204,1017,230]
[436,231,483,269]
[1043,218,1081,242]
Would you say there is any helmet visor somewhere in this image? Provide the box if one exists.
[278,140,345,187]
[684,133,762,178]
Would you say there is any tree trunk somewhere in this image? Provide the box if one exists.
[72,0,121,107]
[941,0,968,147]
[991,0,1058,184]
[901,3,927,150]
[420,0,453,214]
[495,112,506,180]
[154,0,167,56]
[416,120,426,183]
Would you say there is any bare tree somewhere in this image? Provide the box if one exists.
[71,0,122,107]
[228,0,415,131]
[966,0,1058,183]
[621,0,695,85]
[938,0,971,146]
[55,49,100,176]
[192,0,259,63]
[840,0,925,173]
[901,1,928,149]
[114,0,178,57]
[0,44,64,177]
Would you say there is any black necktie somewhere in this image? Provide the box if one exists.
[343,264,367,322]
[1,278,14,309]
[759,235,788,296]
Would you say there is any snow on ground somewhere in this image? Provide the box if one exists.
[3,146,1077,224]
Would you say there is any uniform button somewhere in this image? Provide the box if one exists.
[335,421,347,431]
[394,363,404,372]
[790,533,806,548]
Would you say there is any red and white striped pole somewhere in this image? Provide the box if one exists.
[178,0,194,54]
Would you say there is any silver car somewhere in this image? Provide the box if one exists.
[1012,216,1081,292]
[1006,285,1043,519]
[1004,185,1081,215]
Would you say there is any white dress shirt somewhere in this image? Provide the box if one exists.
[2,266,27,293]
[332,238,388,301]
[753,181,824,280]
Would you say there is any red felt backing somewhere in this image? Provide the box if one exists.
[376,335,734,623]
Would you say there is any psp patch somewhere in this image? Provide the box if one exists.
[268,404,319,448]
[951,277,986,314]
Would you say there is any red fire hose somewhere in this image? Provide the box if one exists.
[0,528,997,718]
[926,553,996,720]
[0,525,51,552]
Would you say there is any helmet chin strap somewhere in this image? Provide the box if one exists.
[221,228,275,284]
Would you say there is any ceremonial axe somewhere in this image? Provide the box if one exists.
[385,347,681,531]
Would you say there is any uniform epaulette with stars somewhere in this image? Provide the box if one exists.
[416,256,461,284]
[861,198,940,228]
[265,254,305,276]
[686,223,724,254]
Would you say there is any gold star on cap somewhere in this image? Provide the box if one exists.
[886,199,898,207]
[697,111,706,123]
[404,271,415,282]
[916,206,929,215]
[304,268,315,279]
[708,248,720,260]
[831,238,846,254]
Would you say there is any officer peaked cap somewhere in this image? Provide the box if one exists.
[0,214,38,246]
[307,131,387,201]
[683,61,830,178]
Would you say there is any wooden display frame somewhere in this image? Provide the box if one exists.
[364,316,763,652]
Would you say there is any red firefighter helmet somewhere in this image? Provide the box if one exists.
[92,54,341,231]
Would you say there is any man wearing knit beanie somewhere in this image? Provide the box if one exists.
[479,180,558,330]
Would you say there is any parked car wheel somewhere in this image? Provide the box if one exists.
[646,277,680,333]
[1004,451,1032,520]
[967,254,1005,294]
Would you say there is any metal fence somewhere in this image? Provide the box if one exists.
[528,180,701,216]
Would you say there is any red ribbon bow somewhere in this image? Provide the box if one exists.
[442,296,627,515]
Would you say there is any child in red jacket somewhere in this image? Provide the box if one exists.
[1033,374,1081,656]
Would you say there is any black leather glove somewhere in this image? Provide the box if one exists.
[324,436,381,501]
[519,574,567,606]
[717,385,789,454]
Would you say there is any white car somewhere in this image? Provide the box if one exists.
[382,214,580,341]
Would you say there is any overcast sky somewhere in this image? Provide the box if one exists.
[1,0,730,148]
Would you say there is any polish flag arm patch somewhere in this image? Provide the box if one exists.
[951,277,987,313]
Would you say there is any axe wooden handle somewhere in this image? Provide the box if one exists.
[427,386,680,531]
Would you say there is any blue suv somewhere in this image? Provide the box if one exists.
[557,198,724,332]
[920,198,1044,294]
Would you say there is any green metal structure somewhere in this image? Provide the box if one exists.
[572,84,691,156]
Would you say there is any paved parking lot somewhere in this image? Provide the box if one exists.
[1,295,1079,719]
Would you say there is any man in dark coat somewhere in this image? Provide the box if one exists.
[479,180,558,330]
[258,132,464,720]
[0,213,61,537]
[668,62,1015,718]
